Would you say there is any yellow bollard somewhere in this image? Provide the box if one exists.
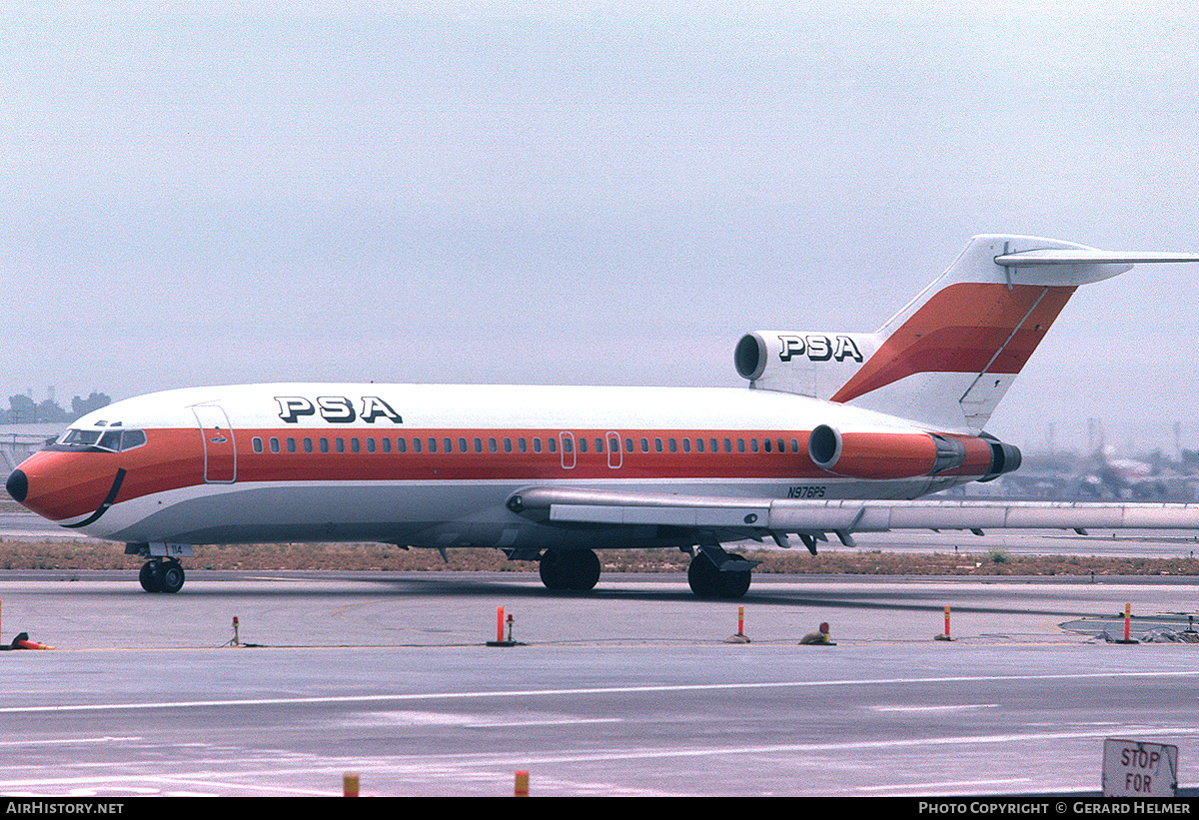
[514,770,529,797]
[344,772,359,797]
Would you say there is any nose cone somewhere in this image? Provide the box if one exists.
[5,469,27,503]
[8,451,119,525]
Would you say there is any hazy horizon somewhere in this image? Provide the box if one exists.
[5,3,1198,455]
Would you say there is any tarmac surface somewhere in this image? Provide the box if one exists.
[0,568,1195,797]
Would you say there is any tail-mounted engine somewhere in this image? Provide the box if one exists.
[735,331,880,398]
[806,424,1021,481]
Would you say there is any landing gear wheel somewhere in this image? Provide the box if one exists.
[688,553,719,598]
[688,553,752,599]
[566,549,601,591]
[718,554,752,599]
[539,549,570,590]
[139,559,185,593]
[158,560,185,594]
[538,548,601,592]
[139,561,161,593]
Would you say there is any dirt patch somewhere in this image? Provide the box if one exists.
[0,539,1195,576]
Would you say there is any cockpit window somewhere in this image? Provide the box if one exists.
[122,429,147,450]
[61,429,102,447]
[56,428,148,453]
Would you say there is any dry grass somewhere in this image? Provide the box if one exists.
[0,539,1196,576]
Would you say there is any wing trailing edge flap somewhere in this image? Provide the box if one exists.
[509,488,1199,537]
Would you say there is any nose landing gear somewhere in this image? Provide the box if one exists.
[138,558,186,594]
[127,543,193,594]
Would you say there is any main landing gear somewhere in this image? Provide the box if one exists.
[138,558,186,594]
[687,549,754,599]
[538,548,601,592]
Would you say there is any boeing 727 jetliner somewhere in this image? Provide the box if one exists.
[8,235,1199,596]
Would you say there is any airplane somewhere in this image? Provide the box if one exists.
[8,234,1199,597]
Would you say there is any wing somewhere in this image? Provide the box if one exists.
[508,487,1199,551]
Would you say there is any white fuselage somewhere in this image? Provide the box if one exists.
[11,382,987,550]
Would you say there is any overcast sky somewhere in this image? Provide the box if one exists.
[3,2,1198,454]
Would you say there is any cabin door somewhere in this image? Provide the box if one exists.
[193,405,237,483]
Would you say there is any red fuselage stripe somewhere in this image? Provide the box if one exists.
[19,425,995,523]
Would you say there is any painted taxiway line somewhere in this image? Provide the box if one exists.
[0,669,1195,714]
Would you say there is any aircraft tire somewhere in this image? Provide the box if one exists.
[158,560,185,594]
[687,554,720,598]
[566,549,601,592]
[139,561,161,593]
[718,554,752,599]
[539,549,570,590]
[688,553,751,599]
[539,549,601,592]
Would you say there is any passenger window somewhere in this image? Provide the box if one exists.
[270,437,280,454]
[287,437,297,453]
[304,438,313,453]
[459,437,468,453]
[252,437,264,454]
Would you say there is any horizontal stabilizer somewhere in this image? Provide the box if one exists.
[995,249,1199,266]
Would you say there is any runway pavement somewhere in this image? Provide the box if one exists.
[0,569,1195,797]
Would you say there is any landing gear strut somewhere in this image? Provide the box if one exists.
[538,548,601,591]
[138,558,186,594]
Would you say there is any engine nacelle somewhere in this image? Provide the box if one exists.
[735,331,880,398]
[807,424,1021,481]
